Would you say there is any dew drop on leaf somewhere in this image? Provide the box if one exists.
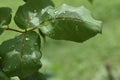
[41,9,46,15]
[25,37,29,41]
[31,52,36,59]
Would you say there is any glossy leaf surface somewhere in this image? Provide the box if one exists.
[0,7,12,27]
[0,70,9,80]
[14,0,54,29]
[0,28,4,35]
[0,31,41,78]
[40,4,102,42]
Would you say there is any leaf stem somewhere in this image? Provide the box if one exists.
[3,26,38,33]
[2,17,83,34]
[28,27,38,31]
[4,27,24,33]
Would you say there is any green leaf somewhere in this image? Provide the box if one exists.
[0,28,4,35]
[22,72,46,80]
[0,31,42,78]
[0,69,9,80]
[23,0,27,2]
[14,0,54,29]
[39,4,102,42]
[38,29,46,42]
[0,7,12,27]
[88,0,94,4]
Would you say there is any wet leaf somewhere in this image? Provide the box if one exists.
[14,0,54,29]
[0,28,4,35]
[38,29,46,42]
[0,31,42,78]
[0,7,12,27]
[39,4,102,42]
[0,69,9,80]
[23,0,27,2]
[22,72,46,80]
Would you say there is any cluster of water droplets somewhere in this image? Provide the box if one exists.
[27,10,40,26]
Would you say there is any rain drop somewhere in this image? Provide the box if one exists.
[47,11,50,14]
[25,37,29,41]
[13,49,19,54]
[31,52,36,59]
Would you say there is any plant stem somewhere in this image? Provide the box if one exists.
[4,27,24,33]
[3,26,38,33]
[28,27,38,31]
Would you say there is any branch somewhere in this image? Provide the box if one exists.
[4,27,24,33]
[3,26,38,33]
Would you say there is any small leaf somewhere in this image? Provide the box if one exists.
[0,7,12,27]
[39,4,102,42]
[14,0,54,29]
[0,28,4,35]
[0,31,42,78]
[22,72,46,80]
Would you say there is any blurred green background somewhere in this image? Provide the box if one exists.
[0,0,120,80]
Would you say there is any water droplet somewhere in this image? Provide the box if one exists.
[30,17,40,26]
[54,11,57,14]
[31,52,36,59]
[25,37,29,41]
[41,9,46,15]
[13,49,19,54]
